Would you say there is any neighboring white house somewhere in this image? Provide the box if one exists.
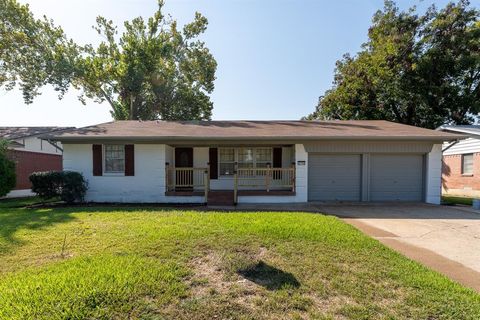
[438,125,480,197]
[47,120,461,205]
[0,127,71,198]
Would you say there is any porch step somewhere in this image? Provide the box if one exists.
[208,190,235,206]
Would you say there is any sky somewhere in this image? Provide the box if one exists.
[1,0,478,127]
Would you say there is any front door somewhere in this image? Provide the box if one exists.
[175,148,193,190]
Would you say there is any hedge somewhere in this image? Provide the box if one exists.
[30,171,88,203]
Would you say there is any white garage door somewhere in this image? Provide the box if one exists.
[308,154,361,201]
[370,154,424,201]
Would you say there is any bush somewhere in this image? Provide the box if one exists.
[29,171,63,200]
[30,171,88,203]
[61,171,88,203]
[0,139,16,197]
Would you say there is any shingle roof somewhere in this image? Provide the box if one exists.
[47,120,463,142]
[0,127,73,140]
[438,125,480,137]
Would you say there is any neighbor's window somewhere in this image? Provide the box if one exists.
[219,148,235,176]
[104,145,125,173]
[462,153,474,175]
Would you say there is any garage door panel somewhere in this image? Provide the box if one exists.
[308,154,361,201]
[370,154,423,202]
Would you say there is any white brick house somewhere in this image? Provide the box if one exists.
[48,120,461,205]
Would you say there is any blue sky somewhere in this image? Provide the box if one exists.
[1,0,478,127]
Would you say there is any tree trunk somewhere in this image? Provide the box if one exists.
[129,94,135,120]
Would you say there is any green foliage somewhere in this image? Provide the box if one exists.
[0,0,217,120]
[442,196,473,206]
[0,0,80,103]
[0,139,16,197]
[29,171,87,203]
[60,171,88,203]
[306,0,480,128]
[29,171,63,200]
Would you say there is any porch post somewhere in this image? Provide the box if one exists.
[204,169,209,204]
[234,170,238,205]
[266,163,271,192]
[165,162,170,192]
[291,162,296,192]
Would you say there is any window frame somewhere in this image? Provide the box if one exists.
[461,153,474,176]
[218,147,235,176]
[218,147,273,177]
[103,144,126,175]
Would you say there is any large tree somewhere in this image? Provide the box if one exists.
[305,0,480,129]
[0,0,217,120]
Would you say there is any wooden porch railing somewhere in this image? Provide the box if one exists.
[234,166,296,203]
[165,166,209,202]
[165,165,296,205]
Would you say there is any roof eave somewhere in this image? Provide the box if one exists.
[50,135,464,143]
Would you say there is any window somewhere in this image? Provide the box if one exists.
[218,147,273,176]
[255,148,271,169]
[104,145,125,173]
[219,148,235,176]
[238,148,254,169]
[462,153,474,175]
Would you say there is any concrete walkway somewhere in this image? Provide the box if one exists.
[316,203,480,292]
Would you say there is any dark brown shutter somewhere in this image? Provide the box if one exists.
[273,147,282,168]
[209,148,218,179]
[92,144,103,176]
[272,147,282,180]
[125,144,135,176]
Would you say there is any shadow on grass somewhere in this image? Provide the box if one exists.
[0,207,76,254]
[238,261,300,290]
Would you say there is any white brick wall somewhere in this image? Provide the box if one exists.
[63,144,202,203]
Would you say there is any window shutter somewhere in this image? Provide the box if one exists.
[209,148,218,179]
[272,148,282,180]
[92,144,103,176]
[273,147,282,168]
[125,144,135,176]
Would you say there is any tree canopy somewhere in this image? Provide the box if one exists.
[0,0,217,120]
[305,0,480,129]
[0,139,16,197]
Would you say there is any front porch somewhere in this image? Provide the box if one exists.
[164,145,296,204]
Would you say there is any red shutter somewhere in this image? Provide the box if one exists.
[273,147,282,168]
[125,144,135,176]
[92,144,103,176]
[209,148,218,179]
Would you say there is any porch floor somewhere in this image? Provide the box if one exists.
[165,191,204,196]
[165,190,295,197]
[237,190,296,196]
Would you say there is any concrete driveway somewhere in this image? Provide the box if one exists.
[314,203,480,292]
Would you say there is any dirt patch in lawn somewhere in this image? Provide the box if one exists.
[184,248,368,319]
[187,248,268,308]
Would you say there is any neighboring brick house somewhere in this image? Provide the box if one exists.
[438,125,480,198]
[0,127,72,198]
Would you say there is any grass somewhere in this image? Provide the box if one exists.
[442,196,474,206]
[0,198,479,319]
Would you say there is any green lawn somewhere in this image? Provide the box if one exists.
[0,198,479,319]
[442,196,474,206]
